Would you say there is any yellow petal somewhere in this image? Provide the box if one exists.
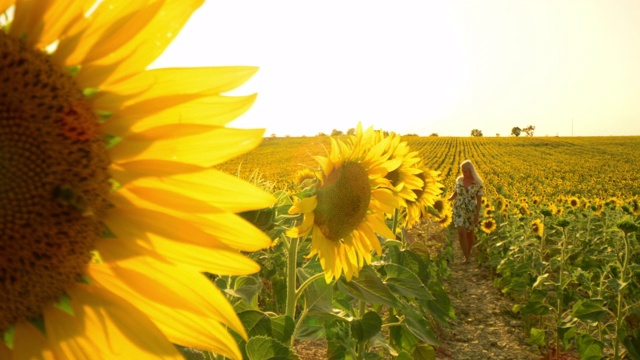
[76,0,205,87]
[90,260,247,340]
[9,0,55,47]
[83,1,164,64]
[288,196,318,214]
[103,207,261,274]
[53,0,144,66]
[13,321,57,360]
[93,264,243,358]
[112,160,206,182]
[109,125,264,168]
[367,213,395,240]
[103,94,257,137]
[286,213,314,238]
[94,66,258,109]
[185,212,273,251]
[0,0,13,14]
[34,1,86,49]
[45,284,182,359]
[122,169,276,213]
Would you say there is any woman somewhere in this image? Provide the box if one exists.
[448,160,484,263]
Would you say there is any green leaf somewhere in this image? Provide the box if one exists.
[402,306,439,345]
[350,311,382,343]
[575,333,604,360]
[270,315,295,344]
[295,314,326,341]
[238,310,273,338]
[521,291,552,316]
[297,268,333,313]
[234,275,262,305]
[413,344,436,360]
[396,350,413,360]
[246,336,297,360]
[383,264,434,300]
[54,293,74,316]
[623,329,640,360]
[2,325,15,350]
[337,267,399,307]
[527,328,545,346]
[571,299,607,323]
[419,281,456,325]
[532,273,549,289]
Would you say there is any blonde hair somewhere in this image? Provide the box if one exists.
[456,160,483,186]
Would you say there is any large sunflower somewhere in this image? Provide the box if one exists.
[1,1,275,358]
[404,168,443,228]
[287,125,399,282]
[380,132,424,209]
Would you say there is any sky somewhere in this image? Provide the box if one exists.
[151,1,640,137]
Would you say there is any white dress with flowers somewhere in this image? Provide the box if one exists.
[452,180,484,230]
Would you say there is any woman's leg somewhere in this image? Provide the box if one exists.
[466,230,475,259]
[456,226,468,262]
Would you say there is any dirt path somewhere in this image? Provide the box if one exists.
[435,240,542,360]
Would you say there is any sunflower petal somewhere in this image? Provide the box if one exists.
[9,0,55,47]
[94,66,259,108]
[13,321,57,360]
[109,125,265,168]
[77,0,205,86]
[103,94,257,137]
[90,260,247,340]
[288,196,318,214]
[91,264,243,358]
[123,169,276,213]
[45,284,182,359]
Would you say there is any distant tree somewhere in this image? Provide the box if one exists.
[496,133,500,137]
[471,129,483,137]
[270,133,277,138]
[317,132,327,137]
[383,130,390,137]
[511,127,522,137]
[522,125,535,137]
[347,128,356,135]
[330,129,344,136]
[429,133,439,137]
[404,133,419,137]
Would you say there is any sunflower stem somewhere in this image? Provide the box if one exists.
[392,209,399,240]
[285,236,299,320]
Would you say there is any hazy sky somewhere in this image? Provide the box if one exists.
[151,1,640,137]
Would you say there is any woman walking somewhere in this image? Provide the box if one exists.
[448,160,484,263]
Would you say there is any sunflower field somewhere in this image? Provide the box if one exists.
[214,134,640,359]
[2,0,639,358]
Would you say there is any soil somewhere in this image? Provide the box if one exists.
[435,241,542,360]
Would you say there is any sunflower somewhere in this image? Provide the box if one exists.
[287,124,399,282]
[531,219,544,237]
[568,196,580,210]
[434,200,453,228]
[0,1,275,358]
[379,132,424,209]
[480,218,497,234]
[493,195,507,214]
[626,197,640,216]
[404,168,443,228]
[484,205,495,218]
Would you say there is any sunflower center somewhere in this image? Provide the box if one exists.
[0,32,111,331]
[314,162,371,242]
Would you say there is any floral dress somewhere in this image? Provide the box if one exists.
[452,180,484,230]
